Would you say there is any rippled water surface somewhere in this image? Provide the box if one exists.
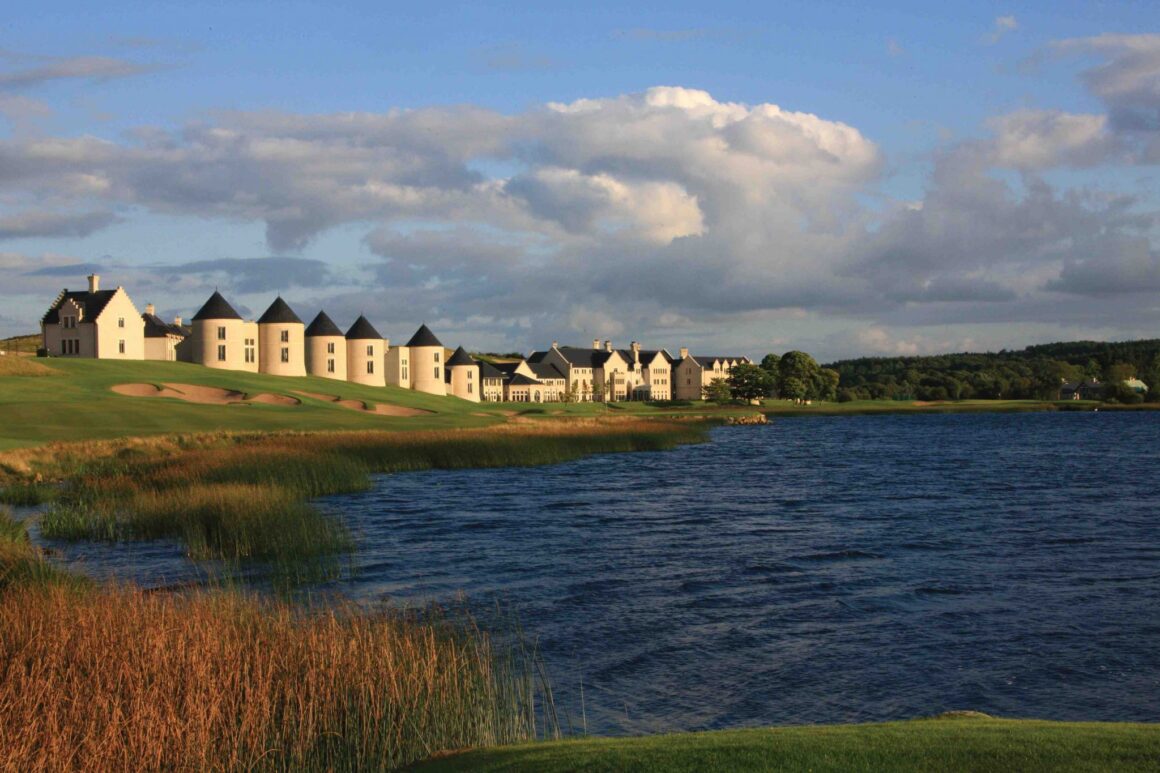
[41,412,1160,733]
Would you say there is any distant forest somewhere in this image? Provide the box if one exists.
[825,339,1160,403]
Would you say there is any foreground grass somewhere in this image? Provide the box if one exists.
[0,582,551,771]
[415,716,1160,772]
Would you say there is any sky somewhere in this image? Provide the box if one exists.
[2,1,1159,362]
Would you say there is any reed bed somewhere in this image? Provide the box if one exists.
[0,583,552,771]
[34,419,706,571]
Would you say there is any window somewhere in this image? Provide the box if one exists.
[118,317,125,328]
[245,346,255,364]
[434,352,440,363]
[281,347,289,363]
[327,359,335,373]
[402,367,408,380]
[366,344,374,356]
[280,330,289,343]
[367,361,375,375]
[217,345,226,361]
[433,367,439,379]
[467,383,473,394]
[118,340,125,354]
[327,342,335,354]
[217,326,226,340]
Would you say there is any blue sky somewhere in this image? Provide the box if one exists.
[3,1,1159,360]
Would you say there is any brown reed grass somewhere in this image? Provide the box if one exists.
[0,584,549,771]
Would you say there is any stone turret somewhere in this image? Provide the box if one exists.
[406,324,446,396]
[257,297,306,377]
[446,345,479,402]
[190,291,255,372]
[305,310,346,381]
[345,315,386,387]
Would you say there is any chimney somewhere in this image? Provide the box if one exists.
[631,341,640,364]
[173,316,183,326]
[87,274,100,293]
[679,347,689,359]
[604,339,612,352]
[551,341,559,349]
[145,303,156,316]
[593,338,601,350]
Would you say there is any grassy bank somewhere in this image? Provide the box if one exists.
[415,715,1160,772]
[5,420,708,575]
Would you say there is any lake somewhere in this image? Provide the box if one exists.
[36,412,1160,734]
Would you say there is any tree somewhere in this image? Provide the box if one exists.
[777,351,820,400]
[759,353,781,374]
[780,376,808,403]
[727,363,774,401]
[703,378,732,404]
[812,368,840,402]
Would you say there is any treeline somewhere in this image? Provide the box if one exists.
[825,339,1160,403]
[715,352,839,402]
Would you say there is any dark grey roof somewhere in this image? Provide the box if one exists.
[406,323,443,348]
[257,296,303,325]
[528,361,567,380]
[305,311,343,337]
[508,373,542,386]
[345,315,382,340]
[492,361,525,376]
[42,289,118,325]
[535,345,617,368]
[479,361,505,379]
[446,346,475,367]
[142,313,187,339]
[191,291,242,321]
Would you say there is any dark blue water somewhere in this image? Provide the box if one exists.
[33,412,1160,734]
[316,412,1160,733]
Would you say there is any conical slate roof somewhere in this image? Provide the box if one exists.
[257,296,303,325]
[446,346,475,367]
[191,291,242,321]
[345,315,382,340]
[305,310,343,337]
[405,323,443,348]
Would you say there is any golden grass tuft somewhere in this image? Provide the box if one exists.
[0,355,59,377]
[0,584,547,771]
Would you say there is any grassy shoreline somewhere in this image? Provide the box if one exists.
[413,715,1160,772]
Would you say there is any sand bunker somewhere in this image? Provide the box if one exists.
[246,392,301,406]
[112,383,299,407]
[294,390,431,417]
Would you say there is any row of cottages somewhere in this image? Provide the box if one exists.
[439,339,752,403]
[185,291,448,396]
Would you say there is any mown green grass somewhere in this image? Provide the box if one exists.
[0,359,738,451]
[415,716,1160,772]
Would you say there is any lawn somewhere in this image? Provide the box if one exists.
[0,358,691,450]
[414,715,1160,772]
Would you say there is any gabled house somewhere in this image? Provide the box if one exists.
[527,340,633,401]
[141,303,188,361]
[41,274,145,359]
[615,342,674,401]
[478,361,506,402]
[672,349,753,400]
